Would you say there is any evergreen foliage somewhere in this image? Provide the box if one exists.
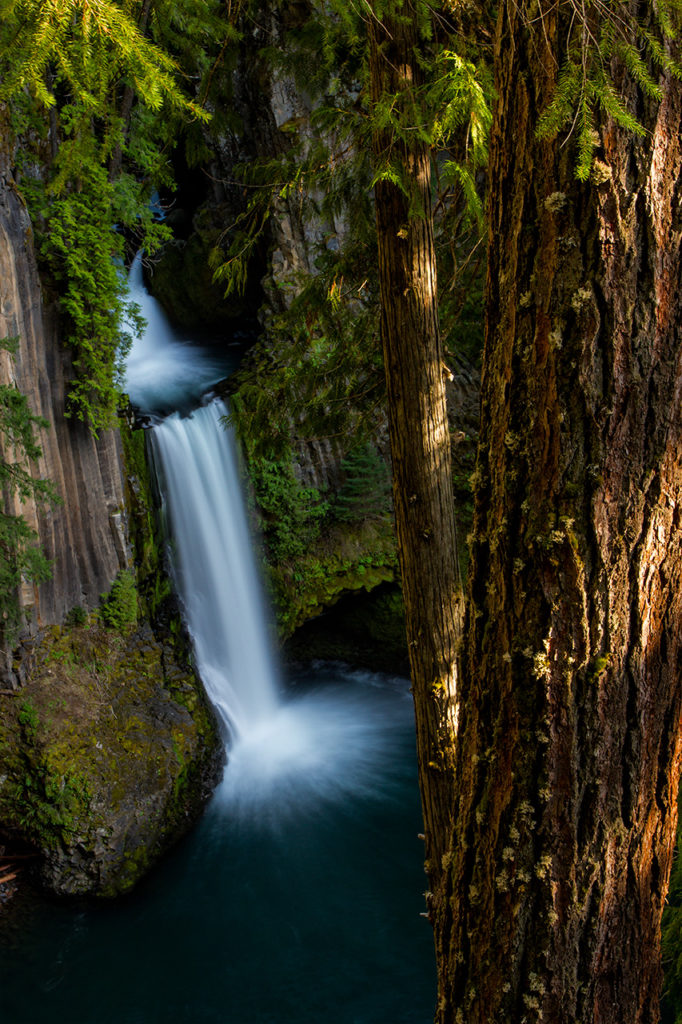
[99,569,138,630]
[0,0,203,115]
[335,444,392,522]
[536,0,682,179]
[0,0,228,434]
[0,337,57,644]
[248,456,329,563]
[219,0,491,455]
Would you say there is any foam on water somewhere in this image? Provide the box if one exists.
[215,668,414,823]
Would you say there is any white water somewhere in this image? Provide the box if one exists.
[123,254,226,416]
[150,403,280,735]
[124,255,279,737]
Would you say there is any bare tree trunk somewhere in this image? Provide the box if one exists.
[369,5,462,895]
[434,2,682,1021]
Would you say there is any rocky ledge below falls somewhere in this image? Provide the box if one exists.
[0,619,223,899]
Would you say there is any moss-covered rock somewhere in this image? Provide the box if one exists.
[0,620,223,898]
[266,516,399,639]
[120,414,172,620]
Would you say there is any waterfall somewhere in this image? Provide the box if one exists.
[123,254,226,416]
[122,257,410,808]
[150,403,279,735]
[123,255,279,739]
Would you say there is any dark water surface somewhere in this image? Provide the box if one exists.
[0,664,435,1024]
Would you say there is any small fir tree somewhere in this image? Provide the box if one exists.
[335,444,392,523]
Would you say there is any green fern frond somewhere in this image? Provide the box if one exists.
[440,161,484,229]
[595,73,648,135]
[537,58,583,140]
[615,39,663,100]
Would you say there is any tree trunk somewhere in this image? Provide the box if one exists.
[108,0,153,181]
[435,3,682,1021]
[368,4,462,893]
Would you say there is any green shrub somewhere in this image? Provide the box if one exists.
[65,605,87,627]
[335,444,392,523]
[100,570,138,631]
[250,457,329,563]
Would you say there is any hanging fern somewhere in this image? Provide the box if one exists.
[537,0,682,179]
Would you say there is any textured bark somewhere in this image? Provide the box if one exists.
[0,148,128,679]
[369,8,461,889]
[435,4,682,1022]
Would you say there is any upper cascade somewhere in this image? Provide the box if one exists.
[123,253,227,417]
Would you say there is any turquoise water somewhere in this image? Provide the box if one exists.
[0,664,435,1024]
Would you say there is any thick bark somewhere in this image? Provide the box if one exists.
[435,3,682,1022]
[369,7,462,890]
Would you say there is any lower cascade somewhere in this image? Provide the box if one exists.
[150,401,280,737]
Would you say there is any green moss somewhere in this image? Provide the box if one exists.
[120,415,172,619]
[108,844,154,898]
[0,621,222,897]
[587,654,611,682]
[267,516,399,638]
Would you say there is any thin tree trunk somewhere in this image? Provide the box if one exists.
[108,0,153,181]
[435,2,682,1021]
[368,5,462,895]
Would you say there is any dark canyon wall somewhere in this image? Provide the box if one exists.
[0,152,128,674]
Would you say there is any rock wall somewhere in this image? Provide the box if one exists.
[0,165,128,674]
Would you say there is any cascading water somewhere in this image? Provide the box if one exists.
[123,253,227,417]
[122,259,417,811]
[150,407,279,736]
